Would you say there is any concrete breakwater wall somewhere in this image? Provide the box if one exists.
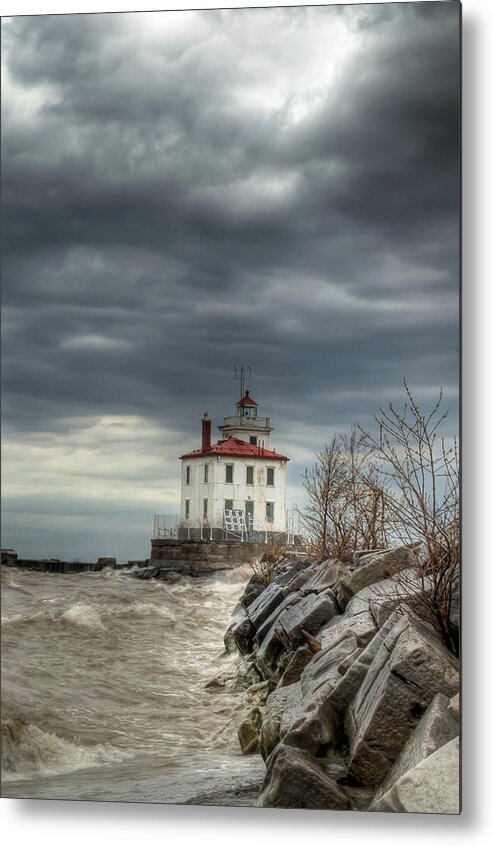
[2,540,305,578]
[223,547,460,813]
[149,538,282,575]
[0,555,121,574]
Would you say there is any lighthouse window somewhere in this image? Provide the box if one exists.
[266,502,274,523]
[185,499,190,519]
[267,467,275,486]
[225,464,234,483]
[186,465,191,485]
[249,436,257,446]
[246,466,254,485]
[203,498,208,519]
[204,464,209,483]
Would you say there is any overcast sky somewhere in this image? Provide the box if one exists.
[1,2,460,561]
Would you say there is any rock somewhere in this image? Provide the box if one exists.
[337,646,362,676]
[373,692,459,802]
[233,656,262,689]
[319,607,378,651]
[346,614,460,787]
[223,621,236,653]
[253,591,303,646]
[204,672,232,691]
[232,617,256,655]
[247,582,287,630]
[254,622,286,680]
[448,692,460,721]
[276,589,339,651]
[341,568,433,627]
[273,559,312,587]
[244,680,273,708]
[300,559,349,595]
[259,681,304,760]
[256,744,351,810]
[353,549,385,567]
[281,563,318,593]
[282,699,341,757]
[327,610,403,714]
[300,628,360,700]
[238,706,263,755]
[240,575,266,609]
[278,645,314,687]
[370,737,460,814]
[336,547,420,608]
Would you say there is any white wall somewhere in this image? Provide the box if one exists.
[179,455,287,532]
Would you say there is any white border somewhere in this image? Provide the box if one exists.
[1,1,492,843]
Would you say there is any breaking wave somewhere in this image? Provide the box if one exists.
[1,565,252,799]
[59,602,106,630]
[2,719,130,781]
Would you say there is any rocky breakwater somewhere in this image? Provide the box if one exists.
[225,548,460,814]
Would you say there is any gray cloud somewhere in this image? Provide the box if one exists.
[1,3,460,559]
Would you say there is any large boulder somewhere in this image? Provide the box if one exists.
[273,558,312,587]
[282,699,341,758]
[247,582,288,630]
[276,589,339,651]
[336,547,420,608]
[281,563,319,593]
[232,616,257,655]
[278,645,314,687]
[259,681,304,761]
[319,606,378,652]
[254,622,286,680]
[327,610,404,714]
[346,614,460,787]
[239,575,266,609]
[300,628,360,701]
[256,744,351,810]
[253,591,303,646]
[300,559,349,595]
[341,567,433,629]
[372,692,459,802]
[370,737,460,814]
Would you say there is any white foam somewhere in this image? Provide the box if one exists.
[2,720,130,781]
[60,603,106,631]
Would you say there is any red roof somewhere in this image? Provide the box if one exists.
[236,390,257,408]
[180,436,289,462]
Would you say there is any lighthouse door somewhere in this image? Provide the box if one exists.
[245,501,254,536]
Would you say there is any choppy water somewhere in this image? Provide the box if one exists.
[1,566,264,803]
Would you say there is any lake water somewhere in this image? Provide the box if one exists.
[1,565,265,804]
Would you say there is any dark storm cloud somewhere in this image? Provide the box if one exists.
[1,3,460,487]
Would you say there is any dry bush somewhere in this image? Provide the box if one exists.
[300,382,459,654]
[299,427,388,562]
[359,381,459,655]
[247,543,288,587]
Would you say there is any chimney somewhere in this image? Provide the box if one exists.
[202,412,211,452]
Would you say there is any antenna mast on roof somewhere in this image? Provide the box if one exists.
[234,365,252,399]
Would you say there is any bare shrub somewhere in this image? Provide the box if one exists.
[247,543,288,587]
[359,381,459,654]
[299,428,388,562]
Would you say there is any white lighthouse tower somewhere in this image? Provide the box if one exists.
[178,388,289,541]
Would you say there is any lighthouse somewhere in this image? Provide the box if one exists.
[178,390,289,541]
